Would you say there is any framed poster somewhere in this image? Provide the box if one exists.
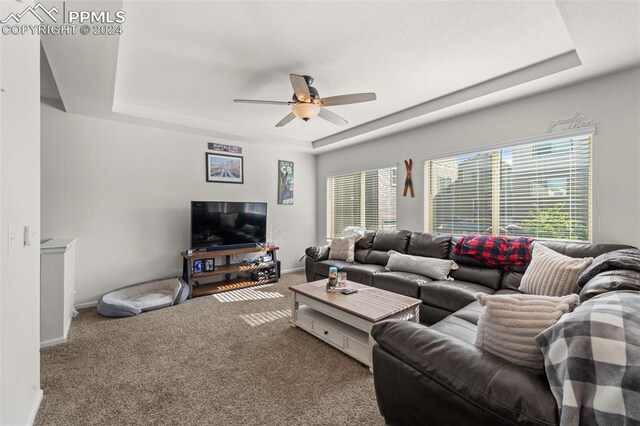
[204,259,215,272]
[278,160,294,205]
[206,153,243,184]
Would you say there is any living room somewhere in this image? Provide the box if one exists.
[1,0,639,425]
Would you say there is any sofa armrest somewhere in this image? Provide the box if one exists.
[371,320,557,426]
[303,245,330,282]
[305,245,330,262]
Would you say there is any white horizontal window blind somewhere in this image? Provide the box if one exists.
[327,167,397,239]
[425,135,592,242]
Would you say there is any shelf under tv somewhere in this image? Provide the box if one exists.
[181,246,279,298]
[191,277,279,297]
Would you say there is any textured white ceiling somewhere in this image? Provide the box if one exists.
[41,0,640,152]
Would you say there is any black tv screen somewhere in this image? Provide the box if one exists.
[190,201,267,250]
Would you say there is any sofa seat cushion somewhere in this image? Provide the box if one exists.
[449,292,521,327]
[451,300,483,325]
[420,280,495,312]
[340,263,387,286]
[314,260,354,277]
[430,315,478,345]
[372,272,433,298]
[494,289,522,296]
[449,292,522,326]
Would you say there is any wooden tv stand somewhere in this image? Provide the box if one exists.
[181,246,279,298]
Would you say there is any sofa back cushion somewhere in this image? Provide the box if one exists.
[407,232,451,259]
[579,270,640,302]
[449,265,502,290]
[448,236,492,268]
[365,230,412,266]
[445,236,502,289]
[500,241,633,291]
[354,231,376,263]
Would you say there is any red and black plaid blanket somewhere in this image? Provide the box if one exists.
[453,235,533,269]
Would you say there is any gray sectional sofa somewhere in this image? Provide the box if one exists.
[304,229,631,325]
[304,229,638,425]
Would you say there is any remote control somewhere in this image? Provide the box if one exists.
[341,288,358,295]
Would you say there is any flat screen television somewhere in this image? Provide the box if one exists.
[190,201,267,250]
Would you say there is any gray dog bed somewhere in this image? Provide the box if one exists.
[97,277,189,318]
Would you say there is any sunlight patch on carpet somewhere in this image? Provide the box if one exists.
[213,284,284,303]
[240,309,292,326]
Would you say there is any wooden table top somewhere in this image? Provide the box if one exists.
[289,280,421,323]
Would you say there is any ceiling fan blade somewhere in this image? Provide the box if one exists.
[316,92,377,106]
[290,74,311,102]
[234,99,292,105]
[318,108,348,126]
[275,112,296,127]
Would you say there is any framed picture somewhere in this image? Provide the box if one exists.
[204,258,215,272]
[193,260,203,274]
[206,153,244,184]
[278,160,294,205]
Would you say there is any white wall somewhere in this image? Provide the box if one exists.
[41,103,317,305]
[317,67,640,247]
[0,1,43,424]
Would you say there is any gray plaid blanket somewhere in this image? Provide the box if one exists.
[536,291,640,425]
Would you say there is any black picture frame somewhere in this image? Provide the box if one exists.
[204,258,215,272]
[193,260,203,274]
[278,160,294,205]
[206,153,244,184]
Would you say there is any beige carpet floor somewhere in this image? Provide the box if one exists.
[36,271,385,425]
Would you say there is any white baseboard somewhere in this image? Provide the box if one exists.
[74,301,97,309]
[281,267,304,274]
[27,389,43,426]
[40,337,67,349]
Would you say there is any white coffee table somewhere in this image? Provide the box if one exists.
[289,280,421,371]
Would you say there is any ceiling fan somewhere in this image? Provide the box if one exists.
[233,74,376,127]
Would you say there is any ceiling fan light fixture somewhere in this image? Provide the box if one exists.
[292,102,320,121]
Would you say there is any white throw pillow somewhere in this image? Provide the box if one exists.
[329,235,356,263]
[385,250,458,280]
[475,293,580,372]
[519,244,593,296]
[339,226,366,242]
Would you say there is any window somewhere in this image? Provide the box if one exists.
[425,135,592,242]
[327,167,397,239]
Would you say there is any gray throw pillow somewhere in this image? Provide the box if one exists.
[385,250,458,280]
[520,244,593,296]
[475,293,580,372]
[329,236,356,263]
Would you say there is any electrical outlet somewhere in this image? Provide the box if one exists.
[24,225,31,246]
